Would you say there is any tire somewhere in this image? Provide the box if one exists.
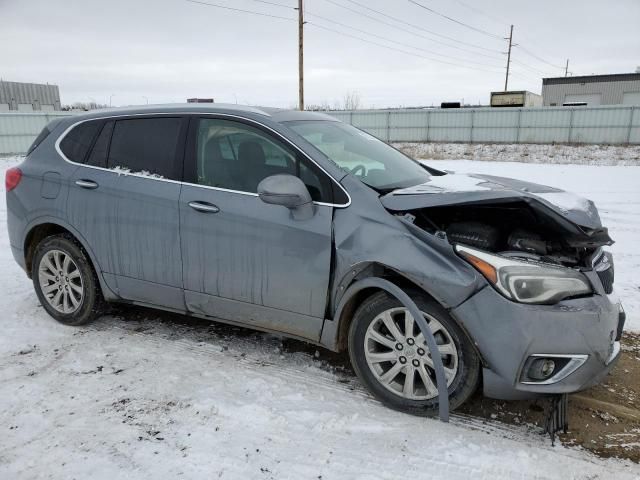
[348,290,480,416]
[32,234,105,326]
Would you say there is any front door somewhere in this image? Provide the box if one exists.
[179,116,336,340]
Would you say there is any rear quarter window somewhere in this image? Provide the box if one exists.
[59,121,102,163]
[27,126,51,156]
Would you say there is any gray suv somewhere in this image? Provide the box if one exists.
[6,104,624,415]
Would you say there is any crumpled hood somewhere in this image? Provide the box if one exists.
[380,172,604,231]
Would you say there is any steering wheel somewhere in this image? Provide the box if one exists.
[350,164,367,177]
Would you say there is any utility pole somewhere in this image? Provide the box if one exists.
[298,0,304,111]
[504,24,513,91]
[564,59,569,77]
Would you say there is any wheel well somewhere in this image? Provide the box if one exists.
[24,223,73,278]
[334,267,437,352]
[334,267,483,365]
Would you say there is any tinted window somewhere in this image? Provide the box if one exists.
[27,125,51,156]
[195,118,333,202]
[108,117,182,179]
[86,121,113,168]
[59,121,101,163]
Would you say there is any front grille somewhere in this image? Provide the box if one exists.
[594,253,614,294]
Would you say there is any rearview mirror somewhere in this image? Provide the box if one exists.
[257,174,314,219]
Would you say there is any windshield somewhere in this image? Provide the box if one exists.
[285,120,431,191]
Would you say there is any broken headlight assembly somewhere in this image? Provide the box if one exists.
[455,245,593,305]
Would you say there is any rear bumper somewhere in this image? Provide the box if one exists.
[451,286,623,400]
[11,244,26,273]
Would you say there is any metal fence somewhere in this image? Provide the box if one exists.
[0,112,73,154]
[327,105,640,145]
[1,106,639,155]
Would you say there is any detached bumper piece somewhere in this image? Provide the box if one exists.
[544,393,568,445]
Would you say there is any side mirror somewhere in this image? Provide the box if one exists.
[257,174,314,219]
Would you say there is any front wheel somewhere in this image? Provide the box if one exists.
[32,234,104,326]
[348,291,480,416]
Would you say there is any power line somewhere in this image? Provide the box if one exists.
[242,0,295,9]
[511,59,554,77]
[305,11,504,69]
[307,22,503,74]
[517,45,565,70]
[184,0,296,20]
[449,0,510,27]
[322,0,504,58]
[407,0,565,72]
[407,0,504,39]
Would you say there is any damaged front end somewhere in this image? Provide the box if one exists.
[381,172,614,284]
[378,172,623,399]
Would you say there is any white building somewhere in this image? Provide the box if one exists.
[542,73,640,106]
[0,80,61,111]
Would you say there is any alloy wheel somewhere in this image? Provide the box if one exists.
[38,249,84,314]
[364,307,459,400]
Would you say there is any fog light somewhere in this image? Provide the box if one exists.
[528,358,556,380]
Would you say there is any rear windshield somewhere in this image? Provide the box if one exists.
[285,120,431,192]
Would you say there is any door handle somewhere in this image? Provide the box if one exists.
[75,179,99,189]
[188,201,220,213]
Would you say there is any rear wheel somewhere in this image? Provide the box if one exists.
[32,234,104,326]
[348,291,480,416]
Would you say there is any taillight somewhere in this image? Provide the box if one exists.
[5,167,22,192]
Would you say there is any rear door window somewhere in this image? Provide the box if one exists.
[59,121,102,163]
[107,117,183,179]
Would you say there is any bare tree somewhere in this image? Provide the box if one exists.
[305,100,332,111]
[62,101,108,111]
[343,91,362,110]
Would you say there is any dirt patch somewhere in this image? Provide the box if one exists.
[459,332,640,463]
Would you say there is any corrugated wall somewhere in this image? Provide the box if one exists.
[542,80,640,106]
[1,107,638,155]
[0,112,73,154]
[326,105,640,145]
[0,81,62,111]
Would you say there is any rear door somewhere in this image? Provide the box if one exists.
[67,115,187,310]
[179,116,343,340]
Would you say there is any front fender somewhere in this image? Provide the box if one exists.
[329,181,485,315]
[323,276,450,421]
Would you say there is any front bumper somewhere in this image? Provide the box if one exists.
[451,285,623,400]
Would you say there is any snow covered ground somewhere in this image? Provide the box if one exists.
[1,154,639,479]
[396,142,640,166]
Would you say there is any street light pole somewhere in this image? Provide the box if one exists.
[109,94,116,107]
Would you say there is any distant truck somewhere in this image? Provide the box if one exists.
[490,90,542,108]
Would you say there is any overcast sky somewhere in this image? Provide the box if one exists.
[2,0,639,108]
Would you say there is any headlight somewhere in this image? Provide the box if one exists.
[456,245,592,304]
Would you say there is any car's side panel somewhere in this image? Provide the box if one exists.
[185,290,324,341]
[63,116,188,311]
[67,166,185,310]
[179,185,333,340]
[6,130,75,256]
[319,175,485,351]
[18,215,120,301]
